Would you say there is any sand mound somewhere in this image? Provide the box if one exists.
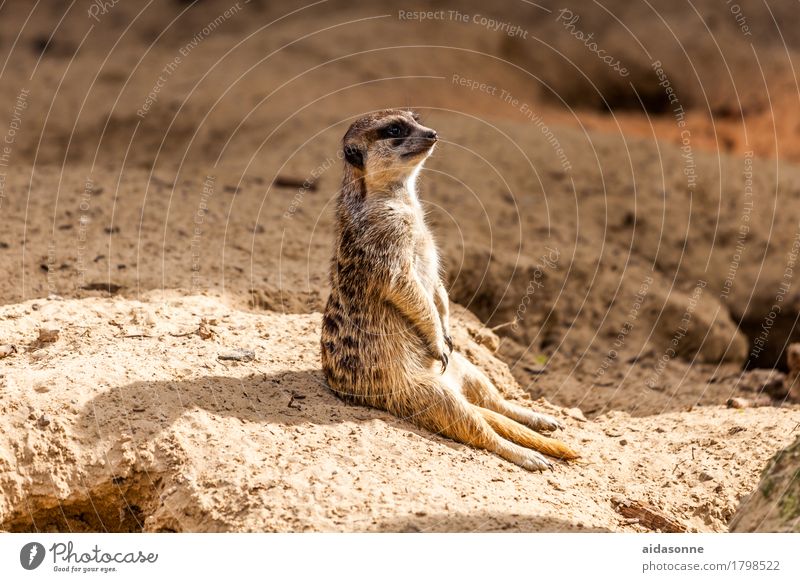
[1,293,798,532]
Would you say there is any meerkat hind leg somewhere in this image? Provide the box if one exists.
[476,406,579,461]
[449,352,563,432]
[399,377,554,471]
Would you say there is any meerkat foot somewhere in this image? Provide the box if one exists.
[517,410,563,433]
[477,399,564,432]
[450,351,564,433]
[477,406,579,461]
[519,450,554,472]
[494,439,554,471]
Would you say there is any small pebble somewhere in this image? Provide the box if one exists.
[727,397,750,409]
[565,407,587,422]
[37,328,60,343]
[218,349,255,362]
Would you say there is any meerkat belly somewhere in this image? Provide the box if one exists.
[321,292,427,401]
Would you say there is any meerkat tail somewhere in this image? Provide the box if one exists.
[476,407,580,461]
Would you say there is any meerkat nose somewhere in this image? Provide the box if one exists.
[424,129,438,141]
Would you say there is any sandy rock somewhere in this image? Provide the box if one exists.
[731,436,800,532]
[565,408,588,422]
[1,294,798,533]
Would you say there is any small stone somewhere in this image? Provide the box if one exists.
[619,439,628,446]
[0,344,16,358]
[523,364,547,375]
[29,328,60,351]
[218,349,255,362]
[727,397,750,409]
[197,320,215,340]
[698,471,714,483]
[565,407,587,422]
[36,328,59,344]
[37,414,51,428]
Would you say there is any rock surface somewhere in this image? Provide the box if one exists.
[1,294,798,532]
[731,436,800,532]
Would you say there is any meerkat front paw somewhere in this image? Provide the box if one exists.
[444,333,454,354]
[429,338,450,373]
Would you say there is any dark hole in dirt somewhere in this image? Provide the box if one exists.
[31,36,51,55]
[737,311,800,372]
[2,478,156,533]
[30,35,75,58]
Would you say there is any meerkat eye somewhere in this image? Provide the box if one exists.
[384,123,402,138]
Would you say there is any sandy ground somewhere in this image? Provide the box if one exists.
[2,0,800,532]
[1,293,798,532]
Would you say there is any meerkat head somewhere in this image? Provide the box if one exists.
[342,109,437,189]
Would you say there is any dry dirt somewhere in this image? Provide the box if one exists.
[0,293,798,532]
[2,0,800,532]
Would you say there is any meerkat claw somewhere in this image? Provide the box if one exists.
[519,450,553,472]
[533,413,563,432]
[440,352,449,373]
[444,334,454,353]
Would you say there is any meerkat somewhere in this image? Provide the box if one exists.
[321,109,578,471]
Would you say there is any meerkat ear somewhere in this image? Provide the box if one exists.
[343,144,364,170]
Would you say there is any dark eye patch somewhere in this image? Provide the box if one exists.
[379,122,408,140]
